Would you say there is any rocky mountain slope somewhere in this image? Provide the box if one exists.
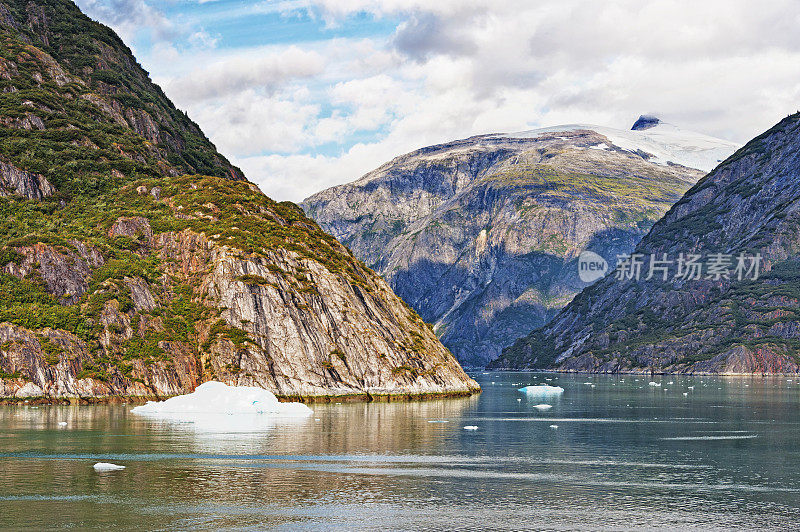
[491,113,800,374]
[0,0,479,401]
[304,119,739,367]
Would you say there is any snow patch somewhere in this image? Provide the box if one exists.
[504,122,740,173]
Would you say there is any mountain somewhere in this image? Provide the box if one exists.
[303,119,739,367]
[0,0,479,401]
[490,113,800,374]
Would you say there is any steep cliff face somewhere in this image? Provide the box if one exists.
[491,113,800,375]
[0,0,478,400]
[304,121,739,367]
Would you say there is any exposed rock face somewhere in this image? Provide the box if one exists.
[304,122,739,367]
[491,113,800,375]
[0,159,54,199]
[4,241,104,304]
[0,177,479,400]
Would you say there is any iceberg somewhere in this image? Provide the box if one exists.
[463,425,479,431]
[648,381,661,387]
[518,385,564,397]
[533,404,553,411]
[94,463,125,471]
[131,382,312,432]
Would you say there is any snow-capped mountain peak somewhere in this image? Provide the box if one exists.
[504,118,741,173]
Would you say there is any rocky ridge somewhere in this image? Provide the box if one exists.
[491,113,800,374]
[304,120,739,367]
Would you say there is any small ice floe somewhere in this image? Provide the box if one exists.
[517,398,522,402]
[93,463,125,472]
[549,425,559,429]
[683,393,688,397]
[58,422,68,427]
[583,382,593,385]
[463,426,479,431]
[649,382,661,387]
[533,404,553,411]
[667,381,674,385]
[428,420,449,424]
[518,385,564,397]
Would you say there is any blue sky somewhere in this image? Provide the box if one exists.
[76,0,800,201]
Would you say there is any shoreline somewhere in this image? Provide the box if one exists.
[0,387,481,406]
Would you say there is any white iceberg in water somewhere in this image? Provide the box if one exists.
[463,425,479,431]
[518,385,564,397]
[131,382,312,432]
[649,381,661,387]
[533,404,553,411]
[94,463,125,471]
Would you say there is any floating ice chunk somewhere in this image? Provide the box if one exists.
[683,393,688,397]
[518,385,564,397]
[549,425,559,429]
[428,420,449,423]
[649,382,661,387]
[133,382,312,417]
[533,404,553,411]
[583,382,593,385]
[131,382,312,432]
[667,381,674,385]
[93,463,125,471]
[464,426,478,431]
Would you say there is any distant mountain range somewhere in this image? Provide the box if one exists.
[304,118,739,367]
[491,113,800,374]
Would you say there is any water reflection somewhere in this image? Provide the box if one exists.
[2,375,800,530]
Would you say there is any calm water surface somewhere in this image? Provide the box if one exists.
[2,372,800,530]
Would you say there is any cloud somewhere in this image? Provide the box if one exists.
[164,46,325,102]
[393,13,477,61]
[75,0,176,43]
[74,0,800,204]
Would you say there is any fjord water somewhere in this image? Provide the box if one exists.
[2,373,800,530]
